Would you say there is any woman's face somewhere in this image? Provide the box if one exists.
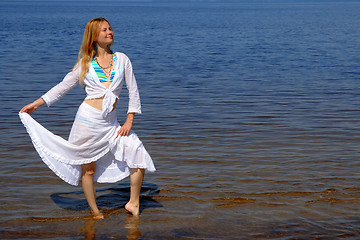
[96,21,114,47]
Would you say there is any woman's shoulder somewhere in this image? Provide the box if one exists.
[72,62,82,74]
[115,51,127,58]
[114,52,132,62]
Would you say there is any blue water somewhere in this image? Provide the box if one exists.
[1,1,360,239]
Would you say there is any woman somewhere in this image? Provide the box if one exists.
[19,18,156,219]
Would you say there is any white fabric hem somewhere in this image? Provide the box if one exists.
[19,109,156,186]
[19,112,111,165]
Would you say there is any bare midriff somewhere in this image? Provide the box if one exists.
[84,82,117,111]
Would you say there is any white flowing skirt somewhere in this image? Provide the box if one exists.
[19,102,156,186]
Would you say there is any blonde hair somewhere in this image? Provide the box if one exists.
[74,18,112,83]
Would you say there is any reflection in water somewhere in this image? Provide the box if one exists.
[80,215,141,240]
[125,215,141,240]
[81,218,97,240]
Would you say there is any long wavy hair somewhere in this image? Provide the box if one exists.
[74,18,112,83]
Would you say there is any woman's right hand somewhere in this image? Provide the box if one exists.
[20,98,46,114]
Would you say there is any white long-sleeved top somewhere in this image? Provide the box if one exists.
[42,52,141,118]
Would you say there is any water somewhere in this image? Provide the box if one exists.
[1,0,360,239]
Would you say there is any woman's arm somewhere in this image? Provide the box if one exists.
[20,68,80,114]
[116,54,142,136]
[124,55,142,115]
[20,97,46,114]
[41,69,80,107]
[117,112,135,137]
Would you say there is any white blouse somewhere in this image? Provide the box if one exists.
[41,52,142,118]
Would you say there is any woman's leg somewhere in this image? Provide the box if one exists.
[125,168,145,216]
[82,162,104,219]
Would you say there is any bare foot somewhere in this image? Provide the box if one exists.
[91,211,104,220]
[125,202,140,216]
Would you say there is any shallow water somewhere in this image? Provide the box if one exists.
[1,0,360,239]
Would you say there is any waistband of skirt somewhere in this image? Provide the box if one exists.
[77,101,117,122]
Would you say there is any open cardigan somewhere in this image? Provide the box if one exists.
[42,52,142,118]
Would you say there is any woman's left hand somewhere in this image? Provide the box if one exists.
[117,121,133,137]
[116,113,135,137]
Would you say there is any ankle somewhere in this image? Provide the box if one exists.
[91,208,101,215]
[127,200,139,207]
[125,202,140,216]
